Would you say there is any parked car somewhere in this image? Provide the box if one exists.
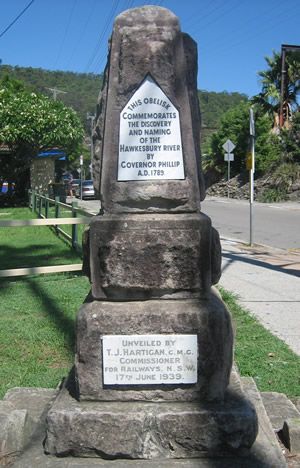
[70,179,81,195]
[0,181,15,195]
[75,180,95,200]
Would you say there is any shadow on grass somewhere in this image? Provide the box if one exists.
[26,276,76,351]
[0,243,81,271]
[0,273,81,352]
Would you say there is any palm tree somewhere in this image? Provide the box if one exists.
[252,50,300,130]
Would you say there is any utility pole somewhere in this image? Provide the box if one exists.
[46,87,67,101]
[279,44,300,127]
[79,155,83,200]
[249,107,255,246]
[87,113,96,179]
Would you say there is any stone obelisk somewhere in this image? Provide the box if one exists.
[45,6,258,459]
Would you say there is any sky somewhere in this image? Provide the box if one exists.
[0,0,299,97]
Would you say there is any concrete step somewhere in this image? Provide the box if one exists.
[0,376,290,468]
[261,391,300,455]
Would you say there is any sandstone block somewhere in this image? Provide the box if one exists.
[282,418,300,454]
[75,290,233,402]
[88,213,221,300]
[45,378,257,459]
[261,391,300,432]
[93,6,205,213]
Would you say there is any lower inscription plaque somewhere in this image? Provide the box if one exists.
[102,334,197,385]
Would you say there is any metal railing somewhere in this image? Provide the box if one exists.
[0,191,94,278]
[29,190,94,251]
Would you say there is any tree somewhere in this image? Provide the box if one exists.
[252,50,300,129]
[0,77,84,197]
[280,111,300,163]
[206,101,280,177]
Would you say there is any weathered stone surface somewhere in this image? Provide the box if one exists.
[241,377,287,467]
[88,212,219,300]
[75,289,233,402]
[261,391,300,432]
[45,373,257,459]
[0,387,58,460]
[9,377,285,467]
[43,5,258,463]
[282,418,300,453]
[93,6,205,213]
[3,387,58,427]
[0,401,29,457]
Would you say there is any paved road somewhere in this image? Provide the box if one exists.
[201,196,300,250]
[72,196,300,251]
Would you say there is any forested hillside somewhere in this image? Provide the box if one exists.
[198,90,247,149]
[0,65,102,131]
[0,64,247,137]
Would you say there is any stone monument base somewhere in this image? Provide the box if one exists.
[44,290,258,460]
[44,369,257,459]
[74,290,233,402]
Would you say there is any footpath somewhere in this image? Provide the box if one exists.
[219,238,300,356]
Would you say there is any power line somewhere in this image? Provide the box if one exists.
[197,0,283,55]
[0,0,35,39]
[183,0,225,30]
[187,0,242,35]
[65,0,98,70]
[53,0,78,69]
[84,0,121,73]
[92,0,163,73]
[203,0,300,59]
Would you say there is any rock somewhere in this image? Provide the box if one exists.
[0,387,58,460]
[261,392,300,432]
[45,5,259,462]
[241,378,287,467]
[88,213,216,300]
[45,371,257,459]
[75,289,233,402]
[0,401,29,457]
[93,6,205,213]
[282,418,300,454]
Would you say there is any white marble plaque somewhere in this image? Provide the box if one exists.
[118,75,184,181]
[102,334,197,385]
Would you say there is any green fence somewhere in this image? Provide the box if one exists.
[29,190,94,253]
[0,192,94,278]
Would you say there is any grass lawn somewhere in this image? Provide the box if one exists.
[0,207,299,399]
[222,288,300,398]
[0,273,90,398]
[0,206,84,270]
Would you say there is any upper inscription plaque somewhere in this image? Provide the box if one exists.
[118,75,184,181]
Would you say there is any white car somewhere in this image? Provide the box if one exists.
[75,180,95,200]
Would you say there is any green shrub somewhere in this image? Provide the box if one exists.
[258,187,288,203]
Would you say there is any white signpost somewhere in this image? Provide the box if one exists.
[222,139,235,199]
[249,107,255,246]
[118,75,184,181]
[102,334,198,385]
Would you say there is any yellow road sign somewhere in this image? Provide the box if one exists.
[246,152,252,171]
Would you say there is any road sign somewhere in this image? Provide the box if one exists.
[224,153,234,162]
[250,108,255,136]
[246,152,252,170]
[222,139,236,154]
